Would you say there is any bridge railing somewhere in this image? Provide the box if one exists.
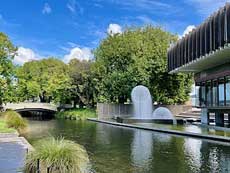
[4,102,57,111]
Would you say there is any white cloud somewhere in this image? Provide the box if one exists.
[67,0,83,14]
[107,24,122,36]
[106,0,172,11]
[14,47,40,65]
[187,0,226,16]
[67,0,76,13]
[63,47,93,63]
[136,15,155,25]
[42,3,52,14]
[181,25,196,38]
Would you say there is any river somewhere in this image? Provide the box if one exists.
[23,119,230,173]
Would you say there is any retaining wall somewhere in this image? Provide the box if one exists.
[97,103,192,119]
[97,103,132,119]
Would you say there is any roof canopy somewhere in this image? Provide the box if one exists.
[168,3,230,73]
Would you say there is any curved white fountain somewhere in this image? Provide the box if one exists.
[131,85,153,119]
[152,107,176,124]
[118,85,180,124]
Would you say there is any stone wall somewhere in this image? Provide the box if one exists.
[97,103,192,119]
[154,105,192,116]
[97,103,132,119]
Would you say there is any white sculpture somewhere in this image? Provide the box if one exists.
[131,85,153,119]
[152,107,174,120]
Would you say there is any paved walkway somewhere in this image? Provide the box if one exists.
[0,133,33,173]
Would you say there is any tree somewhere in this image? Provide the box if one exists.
[93,26,192,104]
[16,58,71,103]
[68,59,95,108]
[0,32,17,105]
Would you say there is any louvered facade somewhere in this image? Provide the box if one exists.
[167,4,230,126]
[168,3,230,73]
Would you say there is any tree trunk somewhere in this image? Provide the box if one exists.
[79,100,84,108]
[73,100,77,108]
[118,96,126,104]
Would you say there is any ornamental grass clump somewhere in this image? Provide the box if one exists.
[25,137,90,173]
[3,110,27,133]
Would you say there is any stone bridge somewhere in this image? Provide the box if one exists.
[4,103,57,113]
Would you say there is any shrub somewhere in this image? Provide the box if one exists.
[25,137,89,173]
[55,108,96,120]
[3,110,27,132]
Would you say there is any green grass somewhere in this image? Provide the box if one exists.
[25,137,89,173]
[1,110,28,133]
[55,108,97,120]
[0,120,16,133]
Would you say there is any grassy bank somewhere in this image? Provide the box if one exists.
[55,108,97,120]
[0,120,16,133]
[0,110,27,134]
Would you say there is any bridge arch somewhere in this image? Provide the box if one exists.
[4,103,57,119]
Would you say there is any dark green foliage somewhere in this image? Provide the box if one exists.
[55,108,96,120]
[68,59,95,108]
[94,26,193,104]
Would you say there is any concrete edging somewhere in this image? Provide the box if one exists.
[87,118,230,143]
[0,132,34,151]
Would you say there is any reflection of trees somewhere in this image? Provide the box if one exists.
[95,124,135,173]
[150,134,193,172]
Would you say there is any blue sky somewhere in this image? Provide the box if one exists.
[0,0,228,64]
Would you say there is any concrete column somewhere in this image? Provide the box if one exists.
[201,108,209,125]
[228,114,230,125]
[215,112,225,127]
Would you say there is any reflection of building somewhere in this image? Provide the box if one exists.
[167,3,230,127]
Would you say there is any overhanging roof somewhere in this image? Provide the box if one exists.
[168,3,230,74]
[169,46,230,74]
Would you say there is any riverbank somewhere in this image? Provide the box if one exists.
[55,108,97,120]
[0,120,16,133]
[0,111,33,172]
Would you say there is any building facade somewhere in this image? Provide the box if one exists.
[167,3,230,127]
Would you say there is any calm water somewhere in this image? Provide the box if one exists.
[131,123,230,137]
[23,120,230,173]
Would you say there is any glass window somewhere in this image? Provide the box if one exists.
[212,80,218,106]
[226,77,230,106]
[218,78,225,106]
[206,81,212,106]
[200,82,206,106]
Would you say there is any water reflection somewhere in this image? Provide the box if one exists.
[131,130,153,167]
[24,120,230,173]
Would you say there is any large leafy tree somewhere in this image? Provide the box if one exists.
[68,59,95,108]
[94,26,193,104]
[0,32,17,105]
[16,58,71,103]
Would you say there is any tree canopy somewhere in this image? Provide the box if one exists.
[0,32,17,104]
[0,27,193,106]
[93,26,193,104]
[68,59,95,108]
[16,58,71,103]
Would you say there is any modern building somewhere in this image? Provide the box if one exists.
[167,3,230,127]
